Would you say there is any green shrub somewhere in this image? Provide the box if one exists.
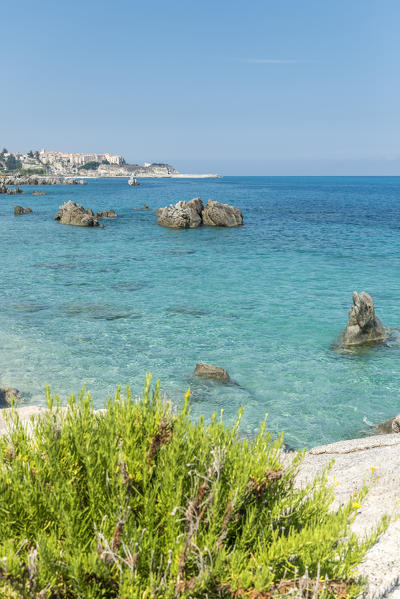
[0,375,386,598]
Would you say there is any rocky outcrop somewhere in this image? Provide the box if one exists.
[376,414,400,434]
[64,178,88,185]
[342,291,386,347]
[156,198,243,229]
[202,200,243,227]
[128,176,140,186]
[54,201,99,227]
[0,182,7,194]
[96,210,117,218]
[32,191,47,195]
[4,175,64,185]
[7,187,23,195]
[14,206,32,215]
[0,387,20,408]
[157,198,204,229]
[194,363,230,382]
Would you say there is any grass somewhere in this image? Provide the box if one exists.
[0,375,387,598]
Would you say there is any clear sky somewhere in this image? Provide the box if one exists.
[2,0,399,175]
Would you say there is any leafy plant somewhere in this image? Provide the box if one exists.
[0,376,387,598]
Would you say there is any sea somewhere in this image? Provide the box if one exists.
[1,176,400,449]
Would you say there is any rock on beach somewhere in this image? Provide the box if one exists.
[0,387,21,408]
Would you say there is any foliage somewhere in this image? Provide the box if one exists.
[0,376,386,598]
[4,155,22,171]
[78,161,100,170]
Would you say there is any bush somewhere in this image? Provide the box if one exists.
[0,376,386,598]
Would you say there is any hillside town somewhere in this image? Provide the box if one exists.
[0,148,217,178]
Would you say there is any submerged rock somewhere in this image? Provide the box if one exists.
[0,387,20,408]
[54,201,99,227]
[193,363,230,382]
[202,200,243,227]
[14,205,32,215]
[342,291,386,347]
[32,190,47,195]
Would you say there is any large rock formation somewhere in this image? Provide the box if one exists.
[157,198,203,229]
[0,387,20,408]
[194,363,230,382]
[156,198,243,229]
[7,187,23,195]
[0,182,8,194]
[342,291,386,347]
[14,205,32,215]
[202,200,243,227]
[54,201,99,227]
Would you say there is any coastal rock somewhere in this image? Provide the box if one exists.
[342,291,386,347]
[96,210,117,218]
[4,175,64,186]
[0,387,20,408]
[14,205,32,215]
[194,363,230,382]
[32,191,47,195]
[157,198,203,229]
[128,176,140,186]
[7,187,23,195]
[54,201,99,227]
[376,414,400,434]
[202,200,243,227]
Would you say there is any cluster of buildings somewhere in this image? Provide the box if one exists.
[37,150,125,167]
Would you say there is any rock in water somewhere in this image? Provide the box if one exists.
[342,291,386,347]
[54,201,99,227]
[157,198,203,229]
[14,205,32,215]
[0,387,20,408]
[376,414,400,434]
[194,363,230,382]
[96,210,117,218]
[202,200,243,227]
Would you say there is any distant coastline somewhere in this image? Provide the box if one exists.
[0,148,219,179]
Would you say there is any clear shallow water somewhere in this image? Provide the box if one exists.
[1,176,400,448]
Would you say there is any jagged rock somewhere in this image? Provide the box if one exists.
[154,208,162,216]
[4,175,64,185]
[96,210,117,218]
[202,200,243,227]
[32,191,47,195]
[0,387,20,408]
[0,183,8,194]
[128,176,140,186]
[54,201,99,227]
[342,291,386,347]
[157,198,203,229]
[7,187,23,195]
[14,205,32,215]
[376,414,400,434]
[194,363,230,382]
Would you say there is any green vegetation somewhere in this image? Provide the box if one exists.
[78,161,101,170]
[0,376,386,598]
[4,155,22,171]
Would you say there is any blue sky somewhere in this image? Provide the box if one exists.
[2,0,399,174]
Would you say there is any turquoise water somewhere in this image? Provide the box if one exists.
[1,176,400,448]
